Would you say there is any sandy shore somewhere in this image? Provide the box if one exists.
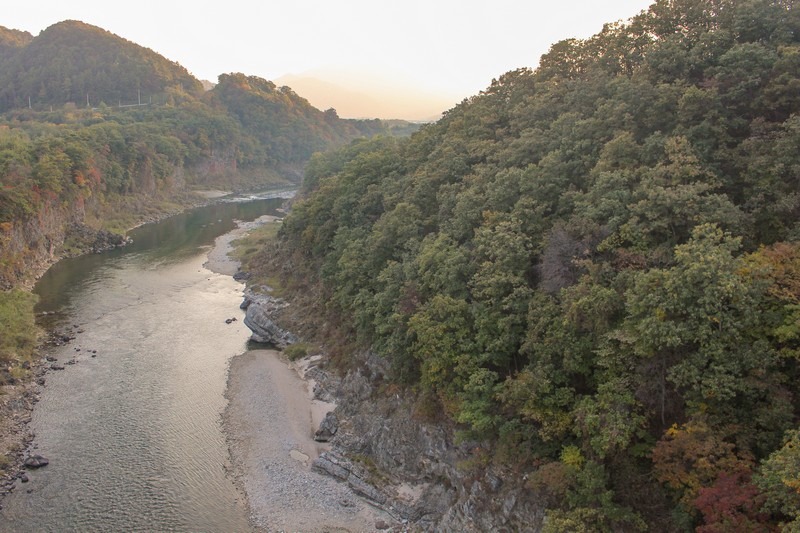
[194,189,233,199]
[204,214,281,276]
[224,350,387,532]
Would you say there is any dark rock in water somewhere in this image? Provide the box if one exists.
[19,473,29,483]
[225,317,238,324]
[314,411,339,442]
[50,364,65,371]
[45,356,57,362]
[36,377,46,386]
[24,455,49,468]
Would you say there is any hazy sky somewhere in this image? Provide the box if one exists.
[4,0,654,100]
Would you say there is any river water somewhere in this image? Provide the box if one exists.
[0,193,291,532]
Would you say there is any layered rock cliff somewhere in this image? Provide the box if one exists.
[313,351,544,531]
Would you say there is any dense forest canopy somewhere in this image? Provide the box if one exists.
[275,0,800,530]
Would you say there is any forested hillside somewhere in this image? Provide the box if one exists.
[0,26,32,58]
[274,0,800,529]
[209,73,386,169]
[0,20,203,111]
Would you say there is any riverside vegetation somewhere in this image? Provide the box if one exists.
[244,0,800,530]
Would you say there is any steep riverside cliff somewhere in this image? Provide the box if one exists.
[243,293,545,530]
[0,196,134,290]
[314,352,545,531]
[0,150,277,291]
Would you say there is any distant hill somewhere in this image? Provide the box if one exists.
[276,71,458,121]
[207,73,387,167]
[0,20,203,111]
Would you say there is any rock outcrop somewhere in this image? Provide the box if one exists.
[300,350,547,531]
[241,290,297,348]
[66,223,132,254]
[23,454,49,468]
[314,411,338,442]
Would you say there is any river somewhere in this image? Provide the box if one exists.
[0,193,292,532]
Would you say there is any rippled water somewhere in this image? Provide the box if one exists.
[0,195,288,532]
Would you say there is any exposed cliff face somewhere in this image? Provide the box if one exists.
[308,350,546,531]
[0,197,87,289]
[0,153,289,290]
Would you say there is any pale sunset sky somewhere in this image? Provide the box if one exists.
[4,0,656,119]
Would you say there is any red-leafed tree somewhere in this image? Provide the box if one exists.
[694,471,771,533]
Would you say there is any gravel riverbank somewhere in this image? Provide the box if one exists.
[224,349,388,532]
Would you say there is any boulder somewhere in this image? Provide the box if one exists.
[242,295,296,348]
[233,271,251,281]
[24,455,49,468]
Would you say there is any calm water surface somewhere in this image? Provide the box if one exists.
[0,193,290,532]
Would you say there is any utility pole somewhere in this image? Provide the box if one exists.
[28,96,31,109]
[138,89,141,106]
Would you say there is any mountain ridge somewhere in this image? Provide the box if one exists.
[0,20,203,111]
